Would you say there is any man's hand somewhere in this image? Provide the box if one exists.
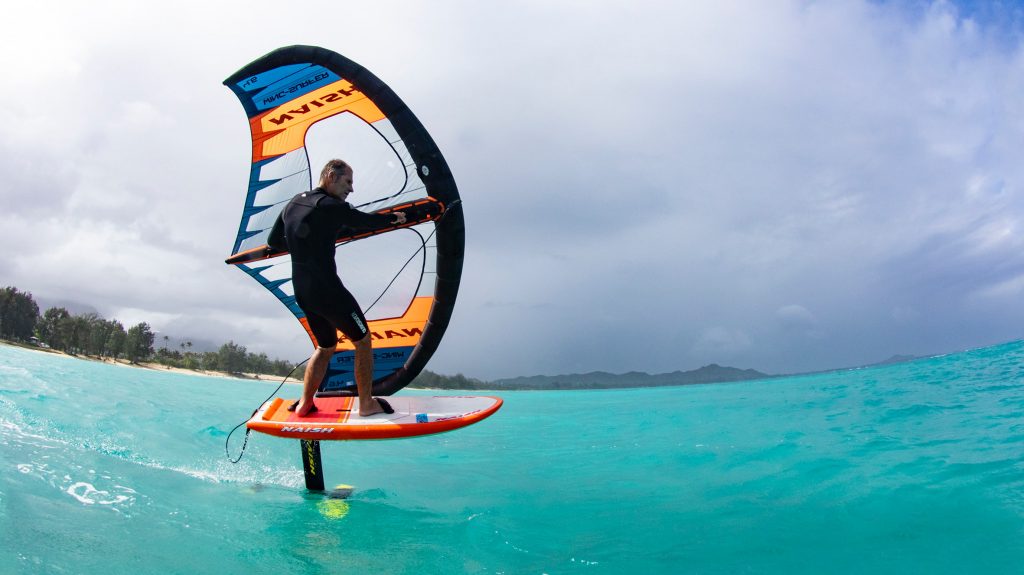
[392,211,407,225]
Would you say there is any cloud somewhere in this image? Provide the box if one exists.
[3,1,1024,378]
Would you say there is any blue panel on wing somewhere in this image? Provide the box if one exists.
[318,347,414,395]
[251,66,340,112]
[233,63,309,92]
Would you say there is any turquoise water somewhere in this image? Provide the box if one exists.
[1,342,1023,574]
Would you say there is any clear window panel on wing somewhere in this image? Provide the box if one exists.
[305,113,417,207]
[354,119,429,211]
[335,225,434,321]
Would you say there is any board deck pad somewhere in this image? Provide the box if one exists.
[246,395,502,440]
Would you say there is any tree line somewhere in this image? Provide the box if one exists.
[0,286,297,376]
[408,369,490,390]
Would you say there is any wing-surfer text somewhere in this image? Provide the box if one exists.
[260,72,332,107]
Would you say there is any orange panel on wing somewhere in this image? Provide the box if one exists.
[334,296,433,351]
[249,80,386,162]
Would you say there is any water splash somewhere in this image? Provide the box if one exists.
[65,482,136,508]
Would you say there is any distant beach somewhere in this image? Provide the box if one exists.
[0,340,303,385]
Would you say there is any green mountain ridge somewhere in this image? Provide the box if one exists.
[491,364,772,390]
[410,353,931,391]
[410,364,772,391]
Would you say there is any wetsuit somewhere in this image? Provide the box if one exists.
[267,188,394,347]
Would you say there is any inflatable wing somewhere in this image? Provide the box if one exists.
[223,46,464,396]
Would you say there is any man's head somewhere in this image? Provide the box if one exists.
[319,159,354,200]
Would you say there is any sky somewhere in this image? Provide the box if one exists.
[3,0,1024,379]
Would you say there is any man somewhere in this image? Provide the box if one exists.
[267,159,406,417]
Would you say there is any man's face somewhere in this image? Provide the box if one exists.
[326,167,354,200]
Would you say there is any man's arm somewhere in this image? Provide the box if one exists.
[333,202,406,229]
[266,212,286,253]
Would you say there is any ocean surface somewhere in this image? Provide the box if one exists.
[1,342,1023,574]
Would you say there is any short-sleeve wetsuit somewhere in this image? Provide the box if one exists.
[267,188,394,347]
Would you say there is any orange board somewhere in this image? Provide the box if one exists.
[246,395,502,441]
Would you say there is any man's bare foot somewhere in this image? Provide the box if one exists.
[358,398,387,417]
[294,400,318,417]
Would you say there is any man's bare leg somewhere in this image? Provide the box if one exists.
[354,334,385,416]
[296,346,332,417]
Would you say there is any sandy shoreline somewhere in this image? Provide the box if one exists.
[1,341,304,385]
